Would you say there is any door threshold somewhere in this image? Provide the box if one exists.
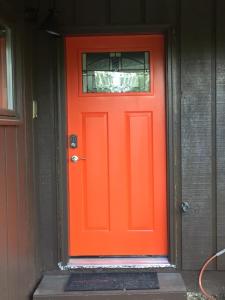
[60,257,175,270]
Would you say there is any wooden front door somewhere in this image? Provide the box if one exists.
[66,35,167,256]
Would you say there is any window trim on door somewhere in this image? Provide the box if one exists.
[56,27,181,270]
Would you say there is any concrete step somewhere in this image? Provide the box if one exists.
[33,273,186,300]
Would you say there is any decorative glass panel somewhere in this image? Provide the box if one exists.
[0,25,13,111]
[82,51,150,93]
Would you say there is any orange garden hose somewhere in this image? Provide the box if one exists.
[199,249,225,299]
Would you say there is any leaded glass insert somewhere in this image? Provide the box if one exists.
[82,51,150,93]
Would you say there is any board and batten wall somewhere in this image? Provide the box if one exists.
[0,1,41,299]
[216,0,225,270]
[181,0,225,270]
[30,0,225,272]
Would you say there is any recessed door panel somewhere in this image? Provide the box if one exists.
[126,112,154,231]
[82,112,110,231]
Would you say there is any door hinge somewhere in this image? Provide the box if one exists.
[32,100,38,119]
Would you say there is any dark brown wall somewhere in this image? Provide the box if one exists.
[181,0,216,270]
[216,0,225,270]
[33,33,59,271]
[0,1,41,300]
[181,0,225,271]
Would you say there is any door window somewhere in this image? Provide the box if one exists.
[82,51,150,93]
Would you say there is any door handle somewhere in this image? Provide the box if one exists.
[71,155,86,163]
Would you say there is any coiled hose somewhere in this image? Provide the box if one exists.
[199,249,225,299]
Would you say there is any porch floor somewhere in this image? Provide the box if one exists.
[33,273,186,300]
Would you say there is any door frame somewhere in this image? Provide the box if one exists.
[56,26,182,270]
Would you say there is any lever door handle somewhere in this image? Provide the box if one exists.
[71,155,86,163]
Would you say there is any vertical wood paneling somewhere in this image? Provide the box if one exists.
[216,0,225,270]
[181,0,215,270]
[16,125,29,300]
[21,26,41,298]
[145,0,178,25]
[56,0,76,26]
[5,127,19,300]
[0,124,36,300]
[110,0,144,25]
[0,8,41,299]
[34,33,58,270]
[0,127,8,300]
[75,0,109,26]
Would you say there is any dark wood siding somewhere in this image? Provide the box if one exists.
[33,33,59,270]
[0,3,40,299]
[1,124,38,299]
[110,0,145,25]
[0,123,38,299]
[216,0,225,270]
[75,0,109,25]
[180,0,216,270]
[145,0,178,25]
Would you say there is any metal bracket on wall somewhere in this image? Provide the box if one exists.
[32,100,38,119]
[181,201,190,213]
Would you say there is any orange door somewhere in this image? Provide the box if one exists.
[66,35,167,256]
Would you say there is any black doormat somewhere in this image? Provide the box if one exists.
[64,272,159,291]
